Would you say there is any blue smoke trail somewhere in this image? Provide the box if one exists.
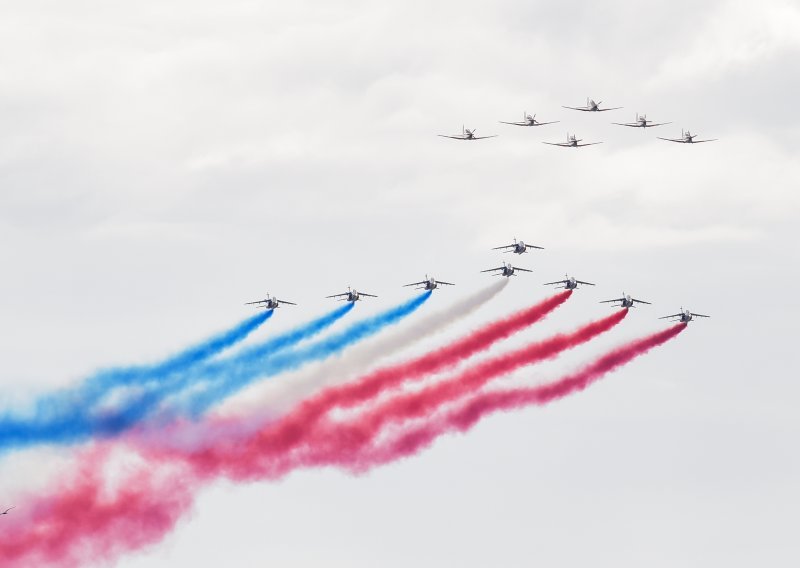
[181,291,432,416]
[0,305,351,452]
[79,310,273,407]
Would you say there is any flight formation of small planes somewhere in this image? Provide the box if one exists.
[246,237,709,323]
[438,97,718,147]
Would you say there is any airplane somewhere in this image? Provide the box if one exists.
[481,261,533,277]
[403,275,455,291]
[245,295,297,310]
[612,113,671,129]
[600,293,652,308]
[657,129,718,144]
[326,287,377,302]
[542,133,603,148]
[659,308,710,323]
[438,125,498,140]
[1,506,14,515]
[544,274,595,289]
[499,111,559,127]
[492,238,544,254]
[563,97,623,112]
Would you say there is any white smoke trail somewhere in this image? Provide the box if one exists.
[216,280,509,419]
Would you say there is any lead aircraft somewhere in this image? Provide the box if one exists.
[492,238,544,254]
[563,97,622,112]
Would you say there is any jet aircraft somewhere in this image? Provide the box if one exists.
[326,287,377,302]
[481,261,532,277]
[601,293,651,308]
[544,275,595,289]
[612,113,671,129]
[403,275,454,291]
[543,133,602,148]
[1,506,14,515]
[245,295,296,310]
[499,112,558,127]
[659,308,710,323]
[563,98,622,112]
[438,125,497,140]
[492,238,544,254]
[657,129,718,144]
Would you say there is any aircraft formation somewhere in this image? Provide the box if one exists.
[438,97,718,147]
[246,237,709,322]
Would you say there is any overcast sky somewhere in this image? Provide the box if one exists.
[1,0,799,566]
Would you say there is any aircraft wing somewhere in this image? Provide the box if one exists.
[542,142,572,147]
[600,298,624,304]
[659,313,682,319]
[562,105,590,111]
[499,121,526,126]
[325,292,348,299]
[360,292,378,298]
[544,279,568,285]
[576,280,596,286]
[492,244,515,250]
[435,280,455,286]
[245,299,268,305]
[513,267,533,272]
[403,281,426,287]
[528,244,545,249]
[691,312,710,318]
[693,139,718,143]
[611,122,639,127]
[534,120,559,126]
[437,134,467,140]
[480,267,504,273]
[646,121,672,127]
[575,142,603,147]
[277,299,297,305]
[596,107,623,111]
[471,135,498,139]
[632,298,652,305]
[657,137,686,143]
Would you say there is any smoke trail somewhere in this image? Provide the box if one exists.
[180,291,432,416]
[0,324,684,567]
[230,280,509,417]
[0,311,272,453]
[0,448,195,568]
[192,291,572,458]
[333,323,688,472]
[179,306,626,479]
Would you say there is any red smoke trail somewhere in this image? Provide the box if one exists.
[178,291,571,465]
[187,306,628,481]
[0,320,682,568]
[0,448,196,568]
[325,323,688,472]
